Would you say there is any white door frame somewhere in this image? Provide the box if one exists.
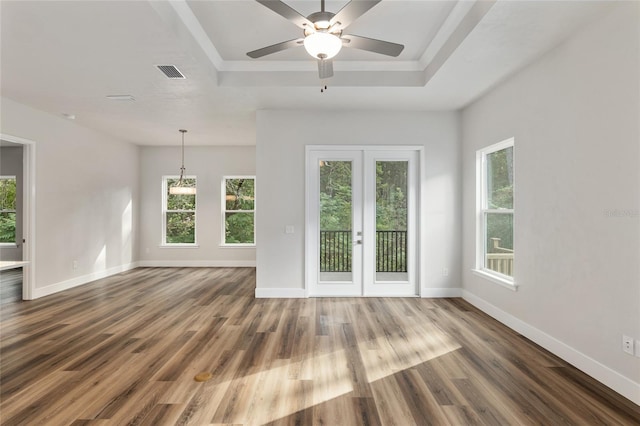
[1,133,36,300]
[305,145,425,297]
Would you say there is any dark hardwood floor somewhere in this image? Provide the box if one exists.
[0,267,638,425]
[0,268,22,306]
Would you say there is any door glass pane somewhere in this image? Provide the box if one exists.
[376,161,408,282]
[484,212,514,277]
[319,160,352,282]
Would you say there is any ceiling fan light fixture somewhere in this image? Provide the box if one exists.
[315,19,331,30]
[303,32,342,59]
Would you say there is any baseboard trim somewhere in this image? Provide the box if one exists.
[462,290,640,405]
[255,288,307,298]
[32,262,140,299]
[421,287,462,298]
[138,260,256,268]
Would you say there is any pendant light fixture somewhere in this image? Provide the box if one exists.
[169,129,196,195]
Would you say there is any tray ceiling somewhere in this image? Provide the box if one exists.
[0,1,613,145]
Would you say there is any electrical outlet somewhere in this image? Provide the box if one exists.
[442,268,449,277]
[72,260,78,270]
[622,335,634,355]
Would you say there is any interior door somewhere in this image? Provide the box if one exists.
[307,147,419,297]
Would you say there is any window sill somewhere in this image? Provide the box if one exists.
[0,243,18,248]
[159,244,199,249]
[472,269,518,291]
[219,244,256,249]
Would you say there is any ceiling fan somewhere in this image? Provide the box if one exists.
[247,0,404,80]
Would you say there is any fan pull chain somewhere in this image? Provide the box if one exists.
[320,84,328,93]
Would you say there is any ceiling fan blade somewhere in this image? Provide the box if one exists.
[256,0,314,29]
[341,34,404,57]
[247,38,304,58]
[330,0,381,31]
[318,58,334,79]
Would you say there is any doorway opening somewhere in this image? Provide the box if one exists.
[0,134,36,300]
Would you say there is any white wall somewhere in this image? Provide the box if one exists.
[0,146,23,261]
[461,3,639,403]
[139,145,256,266]
[256,110,461,296]
[0,97,139,298]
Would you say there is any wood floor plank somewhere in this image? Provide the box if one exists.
[1,267,638,425]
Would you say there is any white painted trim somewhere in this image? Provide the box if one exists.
[222,60,420,73]
[0,261,29,271]
[32,262,139,299]
[23,142,35,300]
[421,288,463,298]
[138,260,256,268]
[472,269,517,291]
[255,287,307,298]
[462,290,640,405]
[418,147,427,298]
[166,0,224,69]
[306,145,424,152]
[421,0,496,82]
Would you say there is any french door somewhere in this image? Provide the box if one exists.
[306,147,419,297]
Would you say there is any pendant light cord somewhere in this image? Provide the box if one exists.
[178,129,187,185]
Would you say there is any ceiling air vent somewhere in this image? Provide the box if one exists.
[157,65,185,79]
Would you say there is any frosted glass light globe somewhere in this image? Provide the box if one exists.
[303,32,342,59]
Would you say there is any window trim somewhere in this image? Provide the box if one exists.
[474,138,516,289]
[161,175,198,247]
[0,175,17,247]
[221,175,256,247]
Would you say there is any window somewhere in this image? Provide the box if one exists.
[0,176,17,245]
[162,176,197,245]
[222,177,255,246]
[476,139,514,286]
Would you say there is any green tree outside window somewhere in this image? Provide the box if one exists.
[224,177,255,244]
[0,177,17,243]
[164,177,196,244]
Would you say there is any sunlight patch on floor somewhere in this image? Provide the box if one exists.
[199,324,460,424]
[360,322,462,383]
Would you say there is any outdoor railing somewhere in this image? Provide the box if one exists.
[376,230,407,272]
[320,230,407,273]
[320,230,352,272]
[486,237,514,276]
[486,253,514,276]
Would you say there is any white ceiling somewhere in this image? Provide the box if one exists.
[0,0,612,146]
